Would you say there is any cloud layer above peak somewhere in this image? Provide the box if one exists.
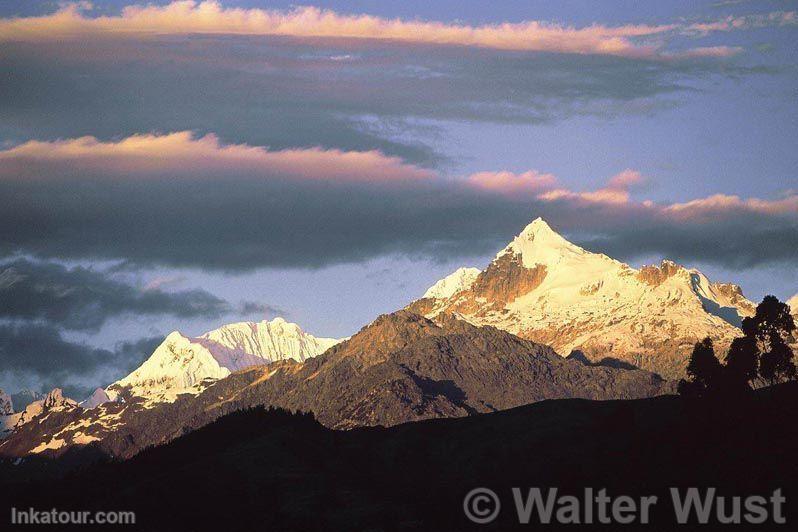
[0,132,795,271]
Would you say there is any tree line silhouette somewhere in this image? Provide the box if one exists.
[679,295,797,398]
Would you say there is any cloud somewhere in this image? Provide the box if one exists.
[0,133,795,270]
[661,46,743,59]
[5,2,784,59]
[0,131,433,183]
[663,193,798,220]
[687,11,797,35]
[606,169,645,190]
[239,301,286,319]
[0,257,233,331]
[529,175,798,268]
[467,170,557,196]
[0,323,161,398]
[536,169,647,205]
[0,21,767,165]
[0,2,684,58]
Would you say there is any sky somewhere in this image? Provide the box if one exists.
[0,0,796,398]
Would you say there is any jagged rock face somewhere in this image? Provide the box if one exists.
[0,390,12,416]
[41,389,77,411]
[0,311,673,459]
[4,388,79,441]
[412,218,756,380]
[409,256,546,318]
[451,254,546,313]
[637,260,682,286]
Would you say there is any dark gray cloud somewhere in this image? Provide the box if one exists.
[0,323,161,399]
[0,173,795,271]
[0,176,516,269]
[239,301,287,318]
[549,206,798,269]
[0,37,765,167]
[574,215,798,269]
[0,258,231,331]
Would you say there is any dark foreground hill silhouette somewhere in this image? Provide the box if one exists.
[4,383,798,531]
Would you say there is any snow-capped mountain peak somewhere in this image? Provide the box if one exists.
[502,217,617,272]
[410,217,756,379]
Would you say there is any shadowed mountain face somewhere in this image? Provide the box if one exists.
[4,384,798,531]
[0,311,671,459]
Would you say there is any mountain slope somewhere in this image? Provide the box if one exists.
[0,318,338,447]
[0,311,672,459]
[409,218,755,379]
[5,384,798,532]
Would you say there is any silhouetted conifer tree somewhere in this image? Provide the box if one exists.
[679,337,721,398]
[680,296,796,398]
[724,336,758,392]
[743,295,796,385]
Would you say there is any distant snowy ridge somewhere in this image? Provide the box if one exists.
[1,318,340,445]
[110,317,341,404]
[410,217,756,379]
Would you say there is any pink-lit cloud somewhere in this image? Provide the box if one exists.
[4,133,794,223]
[467,170,557,196]
[664,193,798,220]
[606,169,645,190]
[0,131,434,183]
[535,169,646,206]
[532,169,798,222]
[0,1,720,59]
